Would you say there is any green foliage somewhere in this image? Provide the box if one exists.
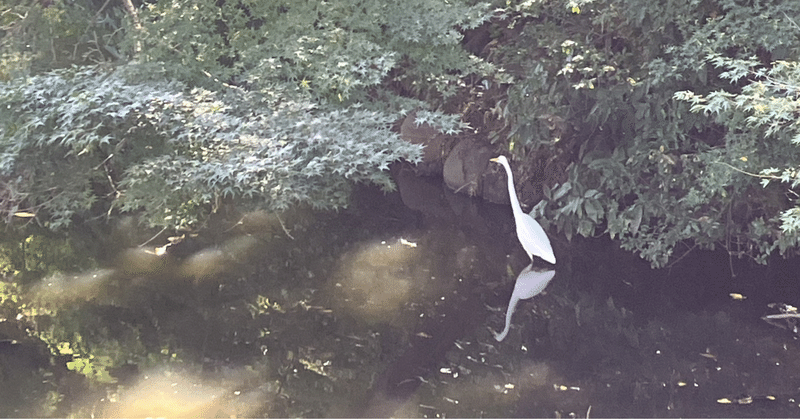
[0,0,127,77]
[0,66,175,228]
[31,300,177,386]
[1,0,500,231]
[6,0,800,266]
[502,0,800,266]
[0,228,99,281]
[129,0,497,102]
[674,56,800,258]
[0,65,422,229]
[0,280,22,323]
[56,338,117,384]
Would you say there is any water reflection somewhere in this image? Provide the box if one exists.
[493,266,556,342]
[178,235,260,281]
[102,366,270,418]
[30,268,116,305]
[6,183,800,417]
[28,234,262,305]
[330,238,422,326]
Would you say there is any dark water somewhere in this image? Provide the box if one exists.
[2,179,800,417]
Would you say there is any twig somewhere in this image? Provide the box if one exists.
[763,313,800,320]
[94,153,114,171]
[277,214,295,240]
[712,161,776,179]
[223,216,245,233]
[120,0,143,53]
[666,243,697,269]
[452,181,477,195]
[784,11,800,33]
[139,225,168,247]
[93,0,114,22]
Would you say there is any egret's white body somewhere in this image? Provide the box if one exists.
[493,265,556,341]
[491,156,556,264]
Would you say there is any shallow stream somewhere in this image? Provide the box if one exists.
[2,180,800,417]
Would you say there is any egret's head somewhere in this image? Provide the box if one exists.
[490,155,508,165]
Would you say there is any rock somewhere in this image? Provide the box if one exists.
[400,111,452,175]
[442,138,494,197]
[481,165,510,204]
[393,163,452,220]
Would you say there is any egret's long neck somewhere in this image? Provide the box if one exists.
[493,297,518,342]
[502,163,523,216]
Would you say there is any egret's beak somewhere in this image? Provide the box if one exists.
[489,157,499,163]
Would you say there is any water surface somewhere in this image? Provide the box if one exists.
[2,183,800,417]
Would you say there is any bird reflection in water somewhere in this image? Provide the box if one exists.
[493,265,556,342]
[489,155,557,341]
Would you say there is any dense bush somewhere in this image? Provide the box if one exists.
[3,0,800,264]
[0,0,496,230]
[492,0,800,266]
[0,66,423,228]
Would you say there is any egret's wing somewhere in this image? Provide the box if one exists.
[520,215,556,264]
[513,267,556,300]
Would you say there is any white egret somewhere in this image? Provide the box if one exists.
[493,265,556,341]
[490,156,556,264]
